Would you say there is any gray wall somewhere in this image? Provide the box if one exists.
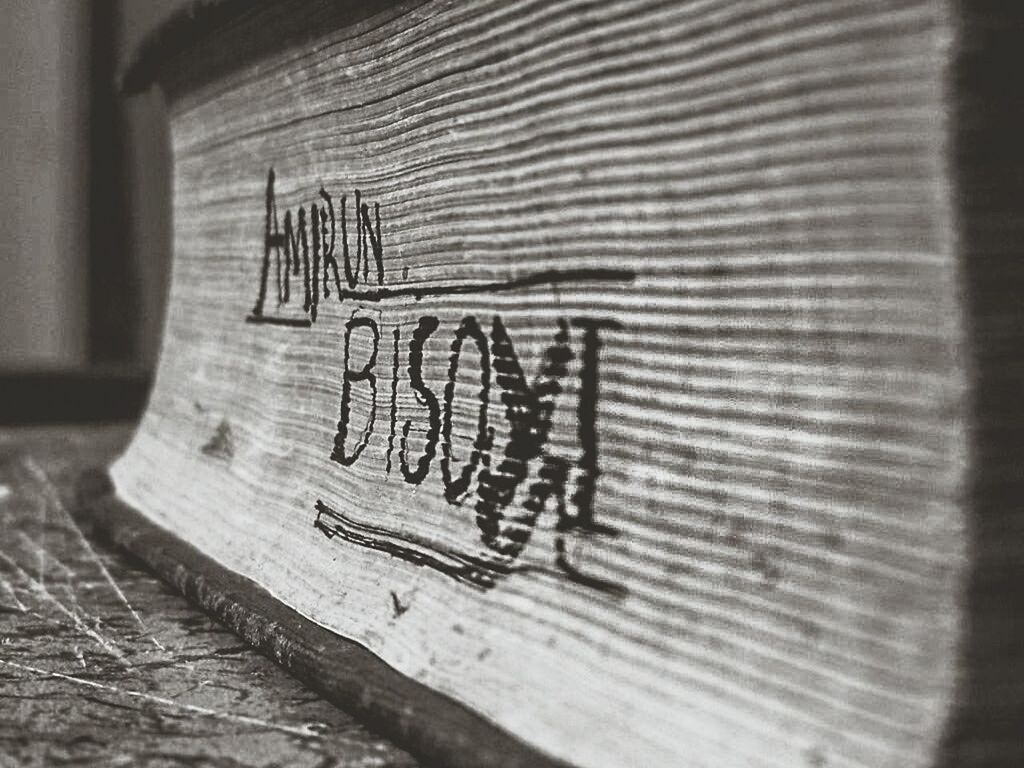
[119,0,177,369]
[0,0,178,370]
[0,0,91,367]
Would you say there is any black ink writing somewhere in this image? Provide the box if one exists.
[247,168,635,595]
[441,316,492,505]
[248,168,633,326]
[399,316,441,485]
[330,316,379,466]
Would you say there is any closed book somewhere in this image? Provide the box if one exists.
[109,2,1024,766]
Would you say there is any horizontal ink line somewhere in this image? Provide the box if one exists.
[245,315,313,327]
[312,501,622,597]
[247,269,635,327]
[337,268,636,303]
[313,500,500,590]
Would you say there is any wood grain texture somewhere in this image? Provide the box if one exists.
[0,426,417,768]
[112,2,983,766]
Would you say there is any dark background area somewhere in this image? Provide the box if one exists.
[0,0,190,421]
[0,0,189,371]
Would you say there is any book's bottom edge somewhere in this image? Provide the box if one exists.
[74,469,569,768]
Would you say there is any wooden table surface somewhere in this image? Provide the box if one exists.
[0,424,418,767]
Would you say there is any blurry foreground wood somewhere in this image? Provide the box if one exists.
[0,426,417,767]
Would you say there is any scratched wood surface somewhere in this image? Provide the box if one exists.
[0,425,417,768]
[110,1,998,767]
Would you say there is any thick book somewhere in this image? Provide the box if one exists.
[112,1,1023,766]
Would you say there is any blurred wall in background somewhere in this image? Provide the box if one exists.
[0,0,91,367]
[0,0,181,371]
[121,0,179,370]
